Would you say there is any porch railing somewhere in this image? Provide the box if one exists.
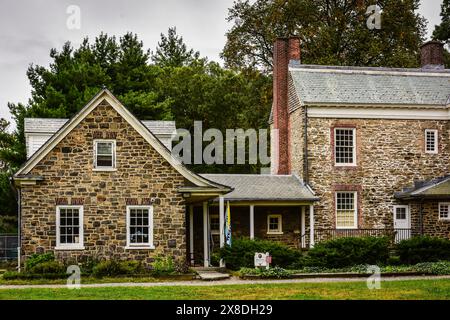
[300,228,418,248]
[0,234,18,261]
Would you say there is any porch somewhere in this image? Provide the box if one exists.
[183,174,319,267]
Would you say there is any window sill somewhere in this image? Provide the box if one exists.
[125,245,155,250]
[267,232,283,235]
[93,168,117,172]
[55,246,85,251]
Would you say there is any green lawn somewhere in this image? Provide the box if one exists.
[0,279,449,300]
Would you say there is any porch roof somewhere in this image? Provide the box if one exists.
[199,174,319,202]
[395,175,450,200]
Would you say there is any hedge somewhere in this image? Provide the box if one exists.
[218,238,302,270]
[397,236,450,264]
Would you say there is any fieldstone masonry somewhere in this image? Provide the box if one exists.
[290,108,450,237]
[21,100,187,265]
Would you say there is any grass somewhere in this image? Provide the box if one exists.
[0,279,449,300]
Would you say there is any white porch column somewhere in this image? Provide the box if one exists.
[203,202,209,267]
[219,196,225,268]
[249,205,255,240]
[309,204,315,248]
[189,205,194,265]
[301,206,306,249]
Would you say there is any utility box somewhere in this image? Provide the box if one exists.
[254,252,271,270]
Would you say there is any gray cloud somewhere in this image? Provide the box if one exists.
[0,0,443,128]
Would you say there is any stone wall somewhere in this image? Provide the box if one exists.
[21,100,187,265]
[290,108,450,236]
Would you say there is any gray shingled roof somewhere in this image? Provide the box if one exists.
[200,174,318,202]
[289,64,450,108]
[395,175,450,200]
[24,118,176,135]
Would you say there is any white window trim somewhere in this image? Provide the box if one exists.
[93,139,117,171]
[55,205,84,250]
[438,202,450,221]
[335,191,358,229]
[210,214,220,235]
[425,129,438,154]
[334,127,357,166]
[125,205,155,250]
[267,214,283,235]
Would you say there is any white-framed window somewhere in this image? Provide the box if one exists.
[210,214,220,235]
[439,203,450,220]
[334,128,356,166]
[335,191,358,229]
[126,206,154,249]
[94,140,116,170]
[267,214,283,234]
[425,129,438,154]
[56,205,84,250]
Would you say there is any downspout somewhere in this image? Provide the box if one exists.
[303,105,309,184]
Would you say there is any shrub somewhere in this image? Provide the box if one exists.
[92,260,144,277]
[28,261,65,274]
[239,267,291,279]
[151,256,175,275]
[25,253,55,270]
[412,261,450,275]
[218,238,302,270]
[2,271,67,280]
[301,236,391,268]
[397,236,450,265]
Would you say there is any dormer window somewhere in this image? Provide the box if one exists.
[94,140,116,170]
[425,129,438,154]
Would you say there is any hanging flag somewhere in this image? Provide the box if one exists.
[225,201,232,246]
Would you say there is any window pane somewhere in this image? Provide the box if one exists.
[97,155,112,167]
[336,192,356,228]
[440,204,449,219]
[59,207,81,245]
[129,208,150,244]
[97,142,112,155]
[335,129,355,164]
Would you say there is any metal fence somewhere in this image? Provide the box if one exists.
[0,234,18,261]
[300,228,418,248]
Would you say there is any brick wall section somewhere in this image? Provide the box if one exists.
[290,110,450,235]
[410,202,450,238]
[21,100,187,265]
[421,41,444,68]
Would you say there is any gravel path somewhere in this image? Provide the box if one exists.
[1,275,449,290]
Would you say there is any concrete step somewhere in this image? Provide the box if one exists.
[195,270,231,281]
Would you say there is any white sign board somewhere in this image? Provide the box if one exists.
[254,252,270,269]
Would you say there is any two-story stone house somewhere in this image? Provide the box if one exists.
[13,38,450,268]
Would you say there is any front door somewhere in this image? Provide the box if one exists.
[393,205,411,242]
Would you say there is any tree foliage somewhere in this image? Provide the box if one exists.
[151,27,201,67]
[222,0,427,72]
[433,0,450,68]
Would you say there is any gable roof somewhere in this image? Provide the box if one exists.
[200,174,318,202]
[24,118,176,136]
[14,89,230,192]
[395,175,450,200]
[289,64,450,109]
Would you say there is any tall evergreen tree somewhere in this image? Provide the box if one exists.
[151,27,200,67]
[433,0,450,68]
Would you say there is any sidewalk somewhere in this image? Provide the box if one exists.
[1,275,449,290]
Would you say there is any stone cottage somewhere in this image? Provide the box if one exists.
[14,38,450,268]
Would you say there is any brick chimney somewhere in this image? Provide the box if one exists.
[272,36,300,175]
[421,41,445,70]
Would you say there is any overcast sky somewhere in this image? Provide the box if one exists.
[0,0,444,127]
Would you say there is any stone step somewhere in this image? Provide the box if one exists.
[195,270,231,281]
